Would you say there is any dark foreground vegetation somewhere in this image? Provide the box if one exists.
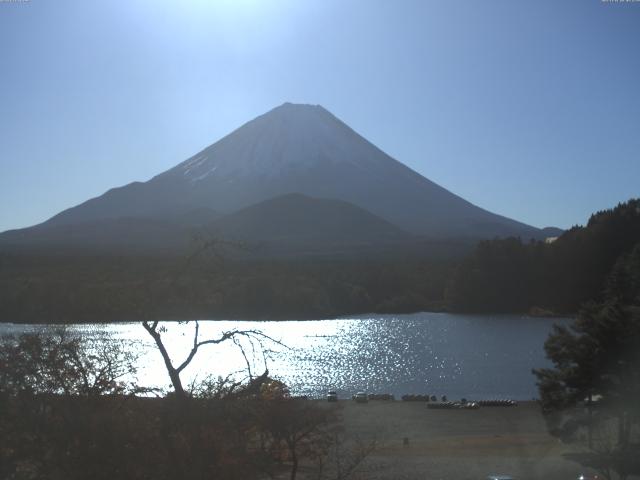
[532,237,640,479]
[0,329,374,480]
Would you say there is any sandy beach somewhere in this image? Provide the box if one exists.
[316,400,594,480]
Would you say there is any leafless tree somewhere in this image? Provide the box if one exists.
[142,319,282,398]
[140,236,282,398]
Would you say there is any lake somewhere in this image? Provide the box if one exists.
[0,313,567,400]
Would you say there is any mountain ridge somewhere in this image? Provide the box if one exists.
[5,102,549,244]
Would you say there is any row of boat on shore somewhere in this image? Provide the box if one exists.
[331,391,519,407]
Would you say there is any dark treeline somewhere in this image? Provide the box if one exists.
[1,198,639,322]
[0,252,453,323]
[446,199,640,314]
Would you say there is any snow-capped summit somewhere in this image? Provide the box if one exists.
[36,103,542,239]
[171,102,383,183]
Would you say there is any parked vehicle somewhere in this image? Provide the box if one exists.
[354,392,368,403]
[327,391,338,402]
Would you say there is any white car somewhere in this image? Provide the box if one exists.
[354,392,368,403]
[486,476,514,480]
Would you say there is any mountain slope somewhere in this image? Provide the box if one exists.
[0,217,193,254]
[208,193,409,247]
[16,102,543,240]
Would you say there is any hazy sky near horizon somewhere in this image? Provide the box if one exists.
[0,0,639,232]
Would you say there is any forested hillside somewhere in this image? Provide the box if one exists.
[1,199,638,323]
[446,199,640,313]
[0,253,452,323]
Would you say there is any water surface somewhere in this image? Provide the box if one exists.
[0,313,566,400]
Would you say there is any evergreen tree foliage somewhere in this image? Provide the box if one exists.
[447,199,640,313]
[533,237,640,479]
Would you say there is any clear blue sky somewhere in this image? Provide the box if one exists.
[1,0,638,232]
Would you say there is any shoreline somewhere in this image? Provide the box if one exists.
[0,309,574,325]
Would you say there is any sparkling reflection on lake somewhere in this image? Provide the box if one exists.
[0,313,568,400]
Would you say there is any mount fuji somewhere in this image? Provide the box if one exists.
[2,103,548,252]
